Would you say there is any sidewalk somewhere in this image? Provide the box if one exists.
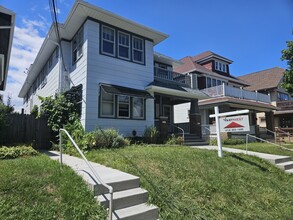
[191,145,293,174]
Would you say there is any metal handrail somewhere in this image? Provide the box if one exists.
[167,122,185,141]
[262,128,276,143]
[59,129,113,220]
[245,134,293,154]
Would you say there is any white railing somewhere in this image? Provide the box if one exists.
[245,133,293,154]
[59,129,113,220]
[201,84,271,103]
[154,67,191,87]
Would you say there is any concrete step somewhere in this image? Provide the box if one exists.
[285,169,293,174]
[113,203,158,220]
[184,141,209,146]
[272,156,292,165]
[97,188,148,210]
[276,161,293,170]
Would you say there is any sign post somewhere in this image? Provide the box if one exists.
[210,107,249,158]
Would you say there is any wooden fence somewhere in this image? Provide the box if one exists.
[0,114,52,149]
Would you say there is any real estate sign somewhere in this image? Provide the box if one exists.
[219,115,250,132]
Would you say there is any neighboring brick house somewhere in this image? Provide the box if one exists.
[173,51,276,137]
[239,67,293,129]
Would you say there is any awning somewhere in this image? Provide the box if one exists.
[100,84,153,99]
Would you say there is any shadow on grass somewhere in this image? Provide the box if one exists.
[230,154,270,172]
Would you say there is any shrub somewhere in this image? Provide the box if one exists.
[223,138,245,145]
[166,134,183,145]
[30,105,39,117]
[143,126,159,144]
[209,138,217,145]
[0,146,38,160]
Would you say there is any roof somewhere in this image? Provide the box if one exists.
[199,96,277,112]
[174,56,248,86]
[238,67,285,91]
[19,0,168,98]
[154,52,183,67]
[192,51,233,64]
[0,6,15,91]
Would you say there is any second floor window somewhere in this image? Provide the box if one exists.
[118,31,130,59]
[102,26,115,56]
[133,36,144,63]
[278,92,289,101]
[72,27,84,63]
[215,61,227,73]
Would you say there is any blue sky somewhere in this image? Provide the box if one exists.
[1,0,292,110]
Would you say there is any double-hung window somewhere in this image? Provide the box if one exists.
[118,31,130,59]
[132,97,144,119]
[102,26,115,56]
[101,89,115,117]
[118,95,130,118]
[207,77,212,88]
[132,36,144,63]
[72,27,83,63]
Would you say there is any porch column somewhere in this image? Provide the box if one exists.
[265,111,275,131]
[189,99,202,137]
[251,111,260,137]
[159,116,168,140]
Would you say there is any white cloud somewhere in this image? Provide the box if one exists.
[0,19,45,112]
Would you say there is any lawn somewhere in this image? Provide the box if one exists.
[224,142,293,158]
[83,145,293,220]
[0,154,107,220]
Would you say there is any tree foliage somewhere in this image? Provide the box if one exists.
[281,40,293,94]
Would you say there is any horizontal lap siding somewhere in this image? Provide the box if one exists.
[84,20,154,136]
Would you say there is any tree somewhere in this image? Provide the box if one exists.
[281,40,293,94]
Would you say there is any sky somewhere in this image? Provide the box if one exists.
[0,0,292,111]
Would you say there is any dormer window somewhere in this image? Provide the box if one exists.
[215,60,227,73]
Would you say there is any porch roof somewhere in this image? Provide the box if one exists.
[145,80,208,100]
[199,96,277,112]
[101,84,153,99]
[274,109,293,115]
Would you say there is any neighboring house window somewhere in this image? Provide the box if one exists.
[118,31,130,60]
[102,26,115,56]
[118,95,130,118]
[100,89,115,117]
[278,92,289,101]
[55,47,59,58]
[132,36,144,63]
[132,97,144,119]
[72,27,83,63]
[217,80,221,86]
[212,78,217,87]
[48,55,53,68]
[215,61,227,72]
[207,77,212,88]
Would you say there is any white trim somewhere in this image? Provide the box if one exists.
[101,25,116,57]
[132,36,144,64]
[118,31,130,60]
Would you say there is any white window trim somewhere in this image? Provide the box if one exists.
[101,25,116,57]
[100,89,115,118]
[215,60,227,73]
[72,27,84,64]
[118,31,130,60]
[117,95,130,118]
[132,36,144,64]
[132,97,144,119]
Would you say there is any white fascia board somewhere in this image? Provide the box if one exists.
[0,54,4,83]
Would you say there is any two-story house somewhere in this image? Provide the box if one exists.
[173,51,276,138]
[18,1,207,138]
[239,67,293,129]
[0,5,15,94]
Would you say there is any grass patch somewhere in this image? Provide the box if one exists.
[83,145,293,219]
[0,154,107,220]
[224,142,293,158]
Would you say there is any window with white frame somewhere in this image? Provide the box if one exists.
[132,36,144,63]
[118,95,130,118]
[100,89,115,117]
[72,27,83,63]
[118,31,130,59]
[102,26,115,56]
[215,60,227,72]
[132,97,144,119]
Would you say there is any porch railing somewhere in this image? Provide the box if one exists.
[154,67,191,87]
[167,122,185,141]
[201,84,271,103]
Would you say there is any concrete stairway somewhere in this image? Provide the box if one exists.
[47,151,159,219]
[183,133,209,146]
[268,156,293,174]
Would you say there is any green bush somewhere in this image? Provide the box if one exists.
[30,105,39,117]
[209,138,217,145]
[223,138,245,145]
[83,128,128,149]
[0,146,38,160]
[166,134,183,145]
[143,126,159,144]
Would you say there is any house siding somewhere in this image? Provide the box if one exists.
[84,20,154,136]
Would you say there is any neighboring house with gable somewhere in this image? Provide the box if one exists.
[0,5,15,99]
[238,67,293,129]
[173,51,276,137]
[18,1,207,138]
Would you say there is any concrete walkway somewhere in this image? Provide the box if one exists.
[191,145,293,174]
[46,151,159,220]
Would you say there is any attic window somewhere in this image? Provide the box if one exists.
[215,61,227,73]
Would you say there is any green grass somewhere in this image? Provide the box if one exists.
[0,154,107,220]
[224,142,293,158]
[82,145,293,220]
